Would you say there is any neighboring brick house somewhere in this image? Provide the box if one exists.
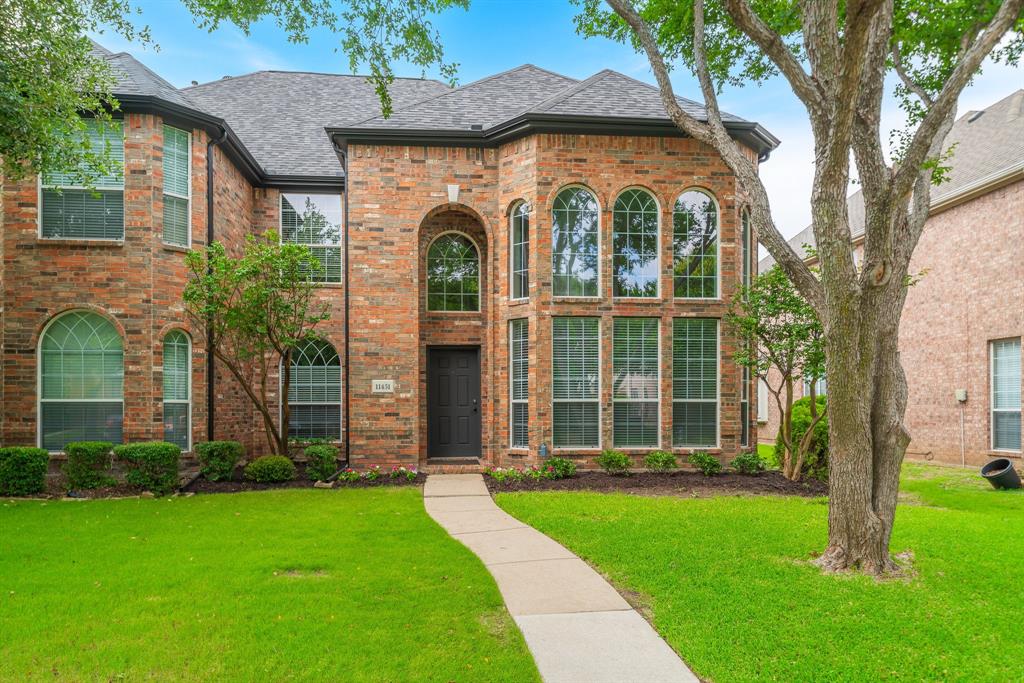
[1,42,779,470]
[759,90,1024,467]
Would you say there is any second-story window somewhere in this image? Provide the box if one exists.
[552,187,599,297]
[162,126,191,247]
[510,202,530,300]
[427,233,480,312]
[612,188,659,298]
[673,189,719,299]
[40,119,125,241]
[281,193,343,283]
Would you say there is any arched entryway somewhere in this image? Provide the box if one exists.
[417,207,490,463]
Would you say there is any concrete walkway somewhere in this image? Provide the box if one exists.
[424,474,697,683]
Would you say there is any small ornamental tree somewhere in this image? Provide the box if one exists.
[183,231,329,455]
[726,265,824,481]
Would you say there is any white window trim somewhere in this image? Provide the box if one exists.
[990,338,1022,453]
[279,192,344,285]
[740,364,750,447]
[612,317,661,449]
[552,316,602,451]
[611,187,661,300]
[162,126,192,249]
[509,319,529,450]
[36,310,125,452]
[672,187,721,302]
[163,331,192,452]
[741,208,752,291]
[551,184,602,300]
[509,202,530,302]
[279,345,344,442]
[672,318,721,449]
[425,230,482,313]
[757,378,769,423]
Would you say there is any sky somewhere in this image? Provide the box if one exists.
[93,0,1022,249]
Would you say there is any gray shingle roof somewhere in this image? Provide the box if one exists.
[759,89,1024,271]
[184,71,451,176]
[90,41,203,110]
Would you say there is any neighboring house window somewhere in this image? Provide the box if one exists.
[673,190,718,298]
[803,376,827,396]
[991,338,1021,451]
[162,330,191,451]
[511,203,530,300]
[426,233,480,311]
[39,311,124,451]
[757,378,769,422]
[510,319,529,448]
[552,317,600,448]
[741,208,751,291]
[612,189,659,297]
[40,119,124,240]
[741,366,750,447]
[552,187,599,297]
[286,339,342,441]
[673,318,718,447]
[162,126,191,247]
[281,193,342,283]
[613,318,659,447]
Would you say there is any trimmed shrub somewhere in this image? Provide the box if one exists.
[114,442,181,495]
[63,442,115,489]
[545,456,577,479]
[304,444,339,482]
[0,447,49,496]
[485,467,525,484]
[689,451,722,476]
[596,449,631,475]
[731,451,766,475]
[644,450,678,472]
[774,395,829,480]
[195,441,244,482]
[244,455,296,483]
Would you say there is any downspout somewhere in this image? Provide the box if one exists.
[206,126,229,441]
[333,137,351,467]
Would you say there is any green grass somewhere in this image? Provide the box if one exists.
[497,463,1024,682]
[1,488,539,682]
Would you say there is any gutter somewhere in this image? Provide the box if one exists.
[206,125,229,441]
[332,137,351,467]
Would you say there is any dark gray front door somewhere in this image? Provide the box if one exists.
[428,347,481,458]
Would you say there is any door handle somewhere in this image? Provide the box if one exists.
[472,398,478,413]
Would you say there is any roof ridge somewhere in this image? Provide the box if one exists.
[183,69,449,91]
[602,68,722,117]
[527,69,617,115]
[342,64,575,129]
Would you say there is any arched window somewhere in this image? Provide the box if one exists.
[286,339,342,441]
[163,330,191,451]
[673,190,719,298]
[552,187,599,297]
[612,189,659,298]
[39,311,124,451]
[427,233,480,311]
[510,202,530,300]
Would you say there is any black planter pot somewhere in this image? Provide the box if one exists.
[980,458,1022,490]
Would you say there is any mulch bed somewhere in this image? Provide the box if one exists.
[485,470,828,498]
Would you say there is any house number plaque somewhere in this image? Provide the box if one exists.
[372,379,395,394]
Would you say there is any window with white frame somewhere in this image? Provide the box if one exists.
[427,233,480,311]
[803,375,827,396]
[741,208,751,291]
[510,319,528,448]
[740,365,750,447]
[286,339,342,441]
[552,187,599,297]
[757,378,769,422]
[612,189,659,298]
[40,119,125,240]
[613,318,659,447]
[673,318,718,447]
[991,338,1021,451]
[162,330,191,450]
[552,317,600,447]
[511,203,530,300]
[39,311,124,451]
[162,126,191,246]
[281,193,342,283]
[673,190,718,298]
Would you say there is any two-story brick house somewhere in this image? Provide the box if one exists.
[0,42,778,470]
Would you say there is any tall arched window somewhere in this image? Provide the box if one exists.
[39,311,124,451]
[427,233,480,311]
[552,187,599,297]
[286,339,342,441]
[612,189,659,298]
[510,202,530,300]
[673,190,719,299]
[163,330,191,451]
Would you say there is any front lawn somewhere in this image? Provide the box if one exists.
[1,488,539,682]
[497,463,1024,682]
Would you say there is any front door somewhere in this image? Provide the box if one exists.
[427,347,482,458]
